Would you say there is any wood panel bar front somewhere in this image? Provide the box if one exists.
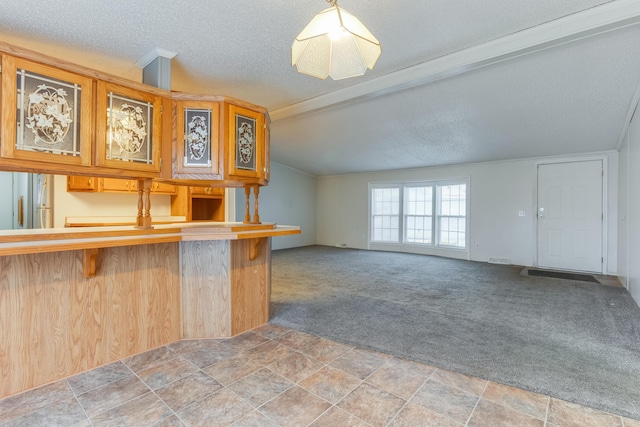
[231,238,270,335]
[0,243,181,399]
[181,240,232,337]
[0,224,298,400]
[181,237,271,338]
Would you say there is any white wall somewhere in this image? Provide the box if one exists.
[317,152,618,272]
[52,175,172,227]
[235,162,316,250]
[52,166,315,247]
[618,129,629,290]
[619,108,640,304]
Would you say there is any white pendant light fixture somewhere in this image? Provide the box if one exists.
[292,0,381,80]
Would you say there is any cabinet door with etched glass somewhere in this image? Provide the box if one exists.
[226,104,264,181]
[95,81,162,174]
[0,56,93,166]
[174,100,221,179]
[263,116,271,183]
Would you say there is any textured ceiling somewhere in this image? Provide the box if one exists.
[273,24,640,175]
[1,0,639,175]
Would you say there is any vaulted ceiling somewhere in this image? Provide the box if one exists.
[2,0,640,175]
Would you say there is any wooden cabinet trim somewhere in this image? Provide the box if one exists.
[95,81,164,174]
[225,103,265,181]
[0,43,272,188]
[0,41,171,97]
[174,100,221,178]
[1,55,94,166]
[67,176,97,192]
[68,176,177,194]
[152,181,177,194]
[190,186,224,196]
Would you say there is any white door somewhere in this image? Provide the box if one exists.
[537,160,603,273]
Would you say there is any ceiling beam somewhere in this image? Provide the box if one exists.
[270,0,640,122]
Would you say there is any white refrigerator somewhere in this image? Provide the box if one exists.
[33,173,53,229]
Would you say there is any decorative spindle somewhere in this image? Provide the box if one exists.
[253,185,261,224]
[244,186,252,223]
[135,178,153,229]
[136,183,143,221]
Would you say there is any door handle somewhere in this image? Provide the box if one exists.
[18,196,24,227]
[538,207,545,219]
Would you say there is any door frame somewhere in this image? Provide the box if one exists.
[533,155,608,274]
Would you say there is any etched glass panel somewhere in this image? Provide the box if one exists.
[235,114,256,171]
[184,108,211,167]
[106,92,153,164]
[16,68,82,156]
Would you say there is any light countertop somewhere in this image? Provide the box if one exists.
[0,222,301,256]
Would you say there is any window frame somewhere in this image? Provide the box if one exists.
[435,182,468,249]
[370,184,401,243]
[368,178,470,256]
[403,184,434,245]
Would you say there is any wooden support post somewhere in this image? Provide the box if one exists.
[253,185,261,224]
[135,178,153,229]
[243,186,252,224]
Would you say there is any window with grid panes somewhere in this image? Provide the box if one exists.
[371,187,400,242]
[437,184,466,248]
[404,186,433,244]
[370,181,467,249]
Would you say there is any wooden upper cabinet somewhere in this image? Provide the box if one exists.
[174,100,221,179]
[0,55,93,167]
[0,44,272,191]
[95,81,163,174]
[263,115,271,183]
[225,103,265,182]
[67,176,97,192]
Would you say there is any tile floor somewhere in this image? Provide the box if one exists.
[0,324,638,427]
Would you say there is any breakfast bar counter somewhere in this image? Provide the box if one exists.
[0,222,300,399]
